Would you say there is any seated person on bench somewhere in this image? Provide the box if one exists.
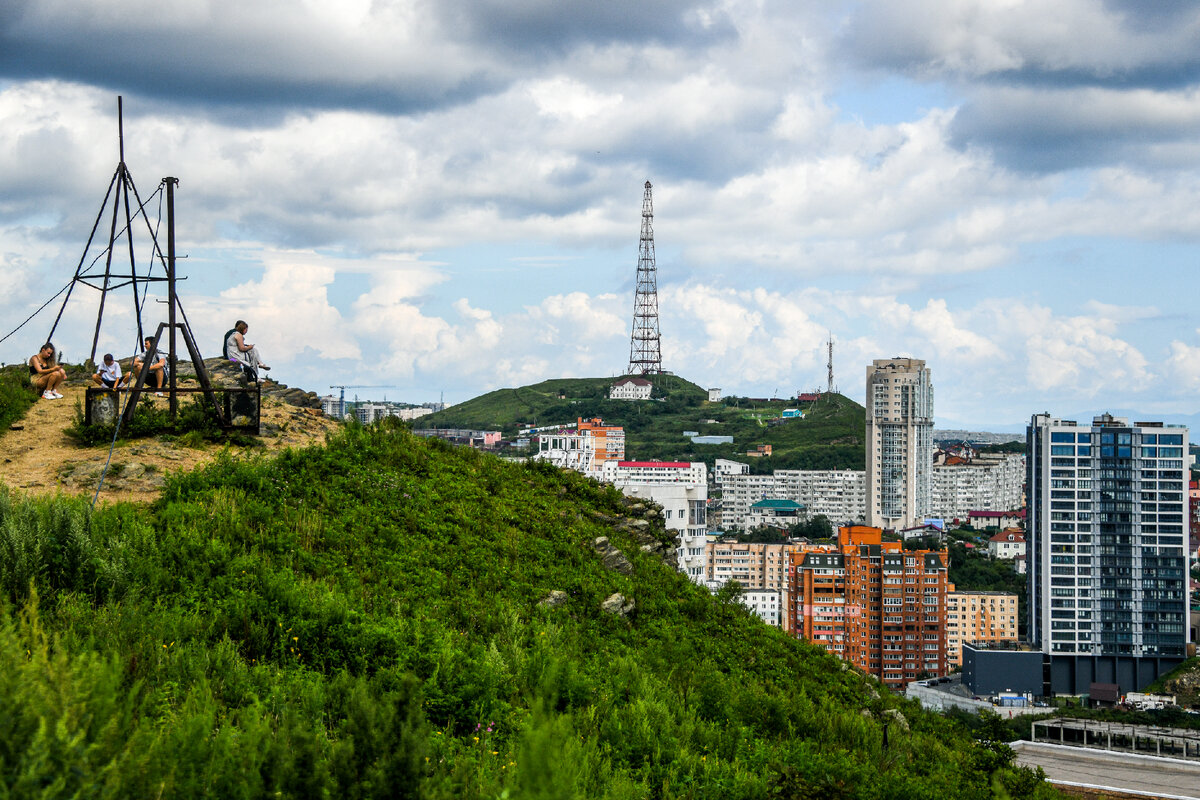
[224,320,271,380]
[132,337,168,391]
[29,342,66,400]
[92,353,126,389]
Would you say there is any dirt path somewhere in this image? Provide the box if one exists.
[0,379,338,504]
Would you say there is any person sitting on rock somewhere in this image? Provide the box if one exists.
[29,342,66,400]
[224,320,270,382]
[92,353,126,390]
[132,336,167,393]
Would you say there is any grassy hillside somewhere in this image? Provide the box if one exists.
[0,423,1050,798]
[425,376,865,472]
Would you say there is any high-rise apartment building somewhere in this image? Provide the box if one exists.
[1027,413,1190,692]
[786,526,948,690]
[866,358,934,529]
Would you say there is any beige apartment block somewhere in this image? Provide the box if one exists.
[946,588,1019,666]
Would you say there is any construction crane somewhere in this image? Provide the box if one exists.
[329,385,393,418]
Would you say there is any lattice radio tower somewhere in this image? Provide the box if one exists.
[627,180,662,374]
[826,333,837,394]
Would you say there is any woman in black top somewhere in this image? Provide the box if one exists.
[29,342,66,399]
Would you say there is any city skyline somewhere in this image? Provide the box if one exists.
[2,2,1200,430]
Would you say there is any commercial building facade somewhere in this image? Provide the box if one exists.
[866,358,934,529]
[1027,413,1190,692]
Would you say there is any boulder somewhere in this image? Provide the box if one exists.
[883,708,909,732]
[600,593,635,617]
[538,590,569,608]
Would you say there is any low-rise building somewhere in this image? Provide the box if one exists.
[987,528,1026,560]
[609,377,652,400]
[413,428,502,448]
[967,509,1025,530]
[945,588,1019,666]
[744,498,804,530]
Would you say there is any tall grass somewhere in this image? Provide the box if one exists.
[0,426,1055,798]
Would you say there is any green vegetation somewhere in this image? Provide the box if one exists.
[65,393,261,447]
[426,377,865,472]
[0,422,1052,798]
[977,441,1024,454]
[0,365,38,431]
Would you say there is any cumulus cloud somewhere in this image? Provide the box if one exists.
[1,2,1199,428]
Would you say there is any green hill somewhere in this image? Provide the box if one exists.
[0,424,1050,798]
[424,377,865,472]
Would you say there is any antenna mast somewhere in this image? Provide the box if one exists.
[627,180,662,375]
[826,333,836,395]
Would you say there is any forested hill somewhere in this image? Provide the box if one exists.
[423,375,866,471]
[0,423,1051,798]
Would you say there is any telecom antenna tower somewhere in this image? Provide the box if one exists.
[826,334,837,394]
[627,180,662,375]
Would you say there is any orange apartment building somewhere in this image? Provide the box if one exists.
[786,525,949,690]
[576,417,625,464]
[945,587,1018,666]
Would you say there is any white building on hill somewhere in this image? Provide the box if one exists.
[610,376,653,400]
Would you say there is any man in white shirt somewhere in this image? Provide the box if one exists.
[91,353,125,389]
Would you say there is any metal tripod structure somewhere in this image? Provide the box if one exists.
[626,180,663,375]
[53,97,258,433]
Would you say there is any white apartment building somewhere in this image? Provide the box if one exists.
[717,467,867,529]
[714,458,750,484]
[606,461,708,582]
[931,453,1024,521]
[1027,413,1189,691]
[866,358,934,529]
[601,460,706,486]
[738,588,782,627]
[320,394,346,419]
[534,419,625,479]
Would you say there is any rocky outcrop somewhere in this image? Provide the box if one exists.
[593,537,634,576]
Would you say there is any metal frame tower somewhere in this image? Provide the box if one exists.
[826,333,836,394]
[627,180,662,375]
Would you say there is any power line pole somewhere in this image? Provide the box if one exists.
[627,180,662,375]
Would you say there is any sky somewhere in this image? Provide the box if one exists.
[3,0,1200,431]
